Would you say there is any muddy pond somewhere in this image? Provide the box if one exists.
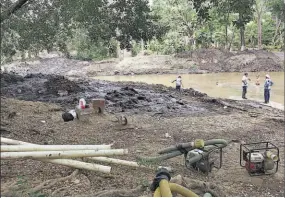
[94,72,284,106]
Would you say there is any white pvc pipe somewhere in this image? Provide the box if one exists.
[88,157,173,172]
[1,149,128,159]
[88,157,146,168]
[1,144,112,152]
[39,159,111,173]
[1,137,33,145]
[0,137,112,173]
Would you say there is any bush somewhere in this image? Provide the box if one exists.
[144,50,153,56]
[131,41,141,57]
[74,39,118,61]
[263,45,283,52]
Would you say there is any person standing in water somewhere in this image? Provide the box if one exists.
[242,73,251,99]
[172,76,183,93]
[264,74,273,104]
[255,74,260,85]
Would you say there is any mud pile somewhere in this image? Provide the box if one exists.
[44,75,83,95]
[0,72,24,87]
[103,85,213,116]
[175,49,283,72]
[1,72,85,107]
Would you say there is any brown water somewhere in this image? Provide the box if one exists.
[94,72,284,106]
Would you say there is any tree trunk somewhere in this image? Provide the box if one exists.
[141,39,144,52]
[272,18,281,45]
[239,14,246,51]
[229,30,235,51]
[240,26,246,51]
[225,11,230,50]
[257,14,262,49]
[225,26,228,49]
[21,51,26,61]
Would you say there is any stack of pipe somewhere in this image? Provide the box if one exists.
[1,137,130,174]
[1,137,167,174]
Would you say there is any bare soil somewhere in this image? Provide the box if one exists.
[1,49,283,77]
[1,72,284,197]
[175,49,283,73]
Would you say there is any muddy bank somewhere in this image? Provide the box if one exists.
[1,72,226,118]
[175,49,283,73]
[1,49,283,77]
[2,72,283,116]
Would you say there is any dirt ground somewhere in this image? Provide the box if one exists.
[1,71,284,197]
[1,49,283,77]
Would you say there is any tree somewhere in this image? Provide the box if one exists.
[110,0,166,49]
[215,0,231,48]
[190,0,255,51]
[267,0,284,46]
[230,0,255,51]
[255,0,266,49]
[0,0,30,23]
[152,0,201,49]
[1,0,165,62]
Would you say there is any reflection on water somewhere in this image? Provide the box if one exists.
[94,72,284,105]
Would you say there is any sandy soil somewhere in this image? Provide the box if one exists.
[1,71,284,197]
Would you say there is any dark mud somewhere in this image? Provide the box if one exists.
[1,72,227,117]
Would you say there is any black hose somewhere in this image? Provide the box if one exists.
[158,139,228,155]
[138,150,183,163]
[140,139,228,163]
[158,142,193,154]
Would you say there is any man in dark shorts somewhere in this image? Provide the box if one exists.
[241,73,251,99]
[172,76,182,92]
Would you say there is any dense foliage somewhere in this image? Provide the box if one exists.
[0,0,284,62]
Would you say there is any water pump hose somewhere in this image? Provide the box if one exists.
[154,182,199,197]
[158,139,228,154]
[139,139,228,163]
[138,150,183,163]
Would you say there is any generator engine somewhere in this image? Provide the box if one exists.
[240,142,279,176]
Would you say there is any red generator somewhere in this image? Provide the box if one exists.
[240,142,280,176]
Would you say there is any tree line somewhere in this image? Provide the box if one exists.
[1,0,284,63]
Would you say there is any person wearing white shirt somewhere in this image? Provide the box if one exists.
[241,73,251,99]
[172,76,183,92]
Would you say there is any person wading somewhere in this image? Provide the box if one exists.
[172,76,183,94]
[255,74,260,86]
[264,74,273,104]
[241,73,251,99]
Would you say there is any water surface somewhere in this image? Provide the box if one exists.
[94,72,284,106]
